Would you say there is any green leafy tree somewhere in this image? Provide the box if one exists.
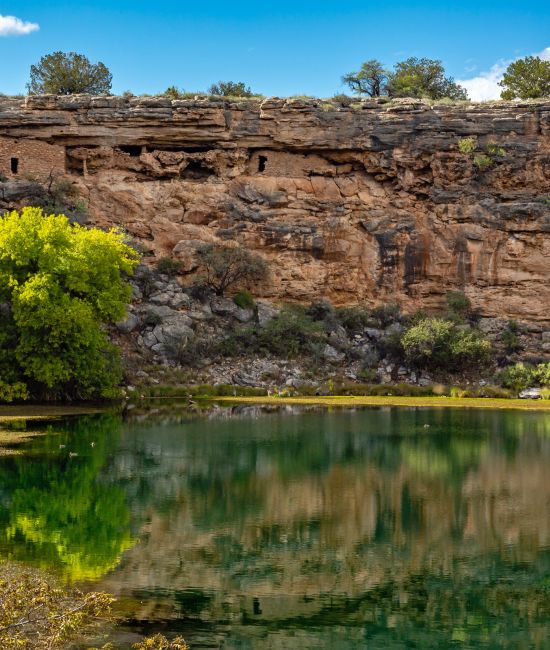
[195,243,268,296]
[499,56,550,99]
[387,57,468,100]
[208,80,254,97]
[0,207,138,400]
[27,51,112,95]
[342,59,389,96]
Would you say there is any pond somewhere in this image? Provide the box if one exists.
[0,405,549,648]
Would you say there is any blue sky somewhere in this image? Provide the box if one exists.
[1,1,549,100]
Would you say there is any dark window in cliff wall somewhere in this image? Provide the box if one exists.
[119,145,142,157]
[258,155,267,173]
[10,158,18,174]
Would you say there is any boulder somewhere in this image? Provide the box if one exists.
[152,318,194,347]
[210,296,254,322]
[116,313,140,333]
[518,387,542,399]
[322,344,345,363]
[256,301,280,327]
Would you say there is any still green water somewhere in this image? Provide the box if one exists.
[0,406,549,648]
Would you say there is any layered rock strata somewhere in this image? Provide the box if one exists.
[0,95,549,322]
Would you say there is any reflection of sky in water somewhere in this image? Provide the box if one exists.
[1,407,549,648]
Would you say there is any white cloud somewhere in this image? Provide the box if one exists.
[458,61,509,101]
[0,14,39,36]
[458,46,550,101]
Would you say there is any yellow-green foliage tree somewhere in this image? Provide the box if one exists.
[0,207,139,401]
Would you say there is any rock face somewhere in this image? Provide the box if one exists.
[1,95,549,322]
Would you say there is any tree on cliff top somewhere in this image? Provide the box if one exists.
[342,59,389,97]
[386,57,468,100]
[344,57,468,100]
[499,56,550,99]
[208,80,254,97]
[27,51,112,95]
[0,207,139,401]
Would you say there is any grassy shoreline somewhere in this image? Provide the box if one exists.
[0,404,108,423]
[212,395,550,411]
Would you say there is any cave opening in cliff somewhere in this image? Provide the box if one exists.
[119,145,143,157]
[10,158,18,174]
[258,155,267,172]
[181,161,214,180]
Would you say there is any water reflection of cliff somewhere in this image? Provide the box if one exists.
[95,408,550,647]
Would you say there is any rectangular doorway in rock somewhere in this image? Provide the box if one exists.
[10,157,18,174]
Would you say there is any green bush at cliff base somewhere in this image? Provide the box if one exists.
[498,362,550,393]
[0,207,139,402]
[401,317,491,371]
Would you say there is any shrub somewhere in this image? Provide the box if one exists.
[195,244,269,296]
[187,280,213,302]
[371,302,401,327]
[233,289,255,310]
[257,305,326,357]
[534,362,550,386]
[501,320,522,353]
[498,363,534,393]
[143,309,163,327]
[336,305,372,332]
[357,367,378,383]
[485,142,506,157]
[30,172,87,222]
[401,317,491,371]
[208,81,254,97]
[219,306,327,359]
[0,381,29,403]
[473,154,493,170]
[458,137,477,154]
[0,563,114,649]
[156,256,181,276]
[166,337,216,366]
[446,291,471,320]
[163,85,185,99]
[132,634,189,649]
[306,300,334,323]
[331,93,355,106]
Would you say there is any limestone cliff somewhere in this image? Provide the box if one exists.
[1,95,549,322]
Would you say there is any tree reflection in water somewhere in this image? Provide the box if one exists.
[0,415,133,581]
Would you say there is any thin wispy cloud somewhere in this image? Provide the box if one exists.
[0,14,39,37]
[459,46,550,101]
